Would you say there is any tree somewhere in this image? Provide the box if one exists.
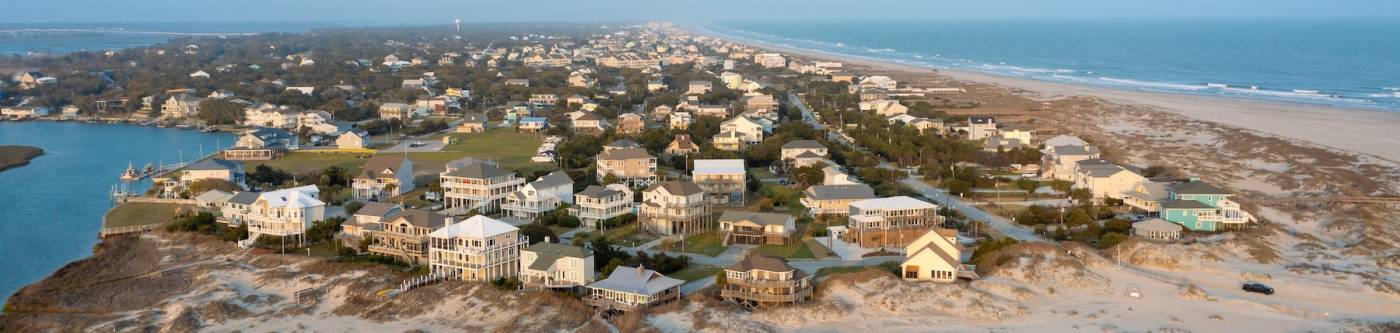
[306,217,346,243]
[197,98,246,125]
[520,224,557,244]
[344,201,365,215]
[1099,232,1129,249]
[188,179,241,196]
[790,165,824,187]
[1069,188,1093,202]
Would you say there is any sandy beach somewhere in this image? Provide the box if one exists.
[693,26,1400,162]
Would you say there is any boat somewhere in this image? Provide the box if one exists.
[120,163,139,181]
[200,126,218,133]
[143,163,155,175]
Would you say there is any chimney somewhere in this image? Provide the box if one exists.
[443,216,454,228]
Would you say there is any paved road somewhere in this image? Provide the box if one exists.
[900,176,1045,242]
[788,92,855,148]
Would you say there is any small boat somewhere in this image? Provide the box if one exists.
[200,126,218,133]
[143,163,155,175]
[120,163,139,181]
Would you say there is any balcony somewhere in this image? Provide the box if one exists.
[727,278,805,289]
[583,296,640,311]
[719,289,810,304]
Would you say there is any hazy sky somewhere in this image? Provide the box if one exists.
[10,0,1400,23]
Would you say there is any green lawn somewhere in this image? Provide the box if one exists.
[427,128,546,170]
[655,232,727,257]
[756,241,816,259]
[244,151,370,175]
[669,264,722,282]
[813,265,875,279]
[757,183,806,215]
[602,223,657,247]
[104,202,195,229]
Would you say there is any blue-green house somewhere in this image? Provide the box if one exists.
[1159,181,1243,232]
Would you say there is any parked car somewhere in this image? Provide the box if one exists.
[409,141,426,148]
[1242,283,1274,295]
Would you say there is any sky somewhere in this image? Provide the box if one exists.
[7,0,1400,23]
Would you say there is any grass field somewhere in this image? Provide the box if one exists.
[244,151,371,176]
[602,223,658,247]
[655,231,727,257]
[104,202,195,229]
[670,264,722,282]
[756,241,816,259]
[429,128,547,169]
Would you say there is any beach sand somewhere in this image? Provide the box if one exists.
[696,27,1400,162]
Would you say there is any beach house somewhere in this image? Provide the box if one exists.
[595,148,657,187]
[967,116,998,140]
[428,215,526,281]
[900,228,965,283]
[718,211,796,245]
[692,159,746,206]
[1041,144,1101,181]
[584,266,684,312]
[639,181,712,236]
[342,202,402,239]
[720,254,813,308]
[352,156,415,201]
[800,184,877,217]
[520,242,595,289]
[180,158,246,189]
[1071,159,1147,201]
[847,196,941,249]
[161,94,203,118]
[224,185,325,246]
[456,113,488,133]
[664,134,700,156]
[1133,218,1184,241]
[336,129,370,149]
[572,184,635,229]
[1159,181,1255,232]
[781,140,828,168]
[378,102,412,120]
[502,171,574,221]
[222,127,299,160]
[368,209,453,265]
[440,158,525,214]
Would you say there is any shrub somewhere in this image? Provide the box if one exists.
[344,201,365,215]
[1099,232,1129,249]
[490,277,522,291]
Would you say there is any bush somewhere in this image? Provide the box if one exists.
[520,224,558,244]
[970,238,1019,266]
[1099,232,1129,249]
[490,277,522,291]
[879,261,903,276]
[344,201,365,215]
[600,213,636,229]
[167,212,219,234]
[221,223,249,242]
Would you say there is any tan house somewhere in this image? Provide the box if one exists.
[369,209,453,265]
[801,184,876,217]
[428,215,526,281]
[584,265,684,312]
[455,112,488,133]
[441,158,525,213]
[352,156,415,201]
[900,228,965,283]
[781,140,828,167]
[221,185,325,246]
[572,184,635,229]
[640,181,712,236]
[617,113,645,135]
[595,148,657,187]
[336,129,370,149]
[379,102,412,120]
[847,196,941,249]
[502,171,574,221]
[721,254,813,308]
[572,111,608,132]
[692,159,746,206]
[718,211,796,245]
[342,202,402,239]
[665,134,700,156]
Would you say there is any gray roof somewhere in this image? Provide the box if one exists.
[577,185,623,198]
[793,151,824,159]
[385,209,451,228]
[186,158,241,171]
[727,254,800,275]
[1051,145,1099,156]
[357,155,409,180]
[1134,218,1184,233]
[719,211,792,227]
[805,184,876,201]
[226,191,260,205]
[597,147,653,161]
[445,159,512,179]
[781,140,825,150]
[589,265,684,296]
[530,171,573,189]
[646,181,703,196]
[525,242,593,271]
[1161,200,1215,209]
[195,190,233,203]
[355,202,402,219]
[605,139,641,148]
[1171,181,1230,195]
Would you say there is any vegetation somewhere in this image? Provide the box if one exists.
[0,145,43,172]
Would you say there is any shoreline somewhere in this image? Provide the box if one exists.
[0,145,44,173]
[690,25,1400,163]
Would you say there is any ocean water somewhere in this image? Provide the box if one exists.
[708,19,1400,112]
[0,122,233,302]
[0,22,355,56]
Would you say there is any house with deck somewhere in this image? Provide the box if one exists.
[520,242,595,289]
[718,211,795,245]
[428,215,526,281]
[640,181,712,236]
[223,127,298,160]
[352,156,415,201]
[801,184,876,217]
[440,158,524,214]
[1159,181,1255,232]
[584,266,684,312]
[369,209,453,264]
[222,185,325,246]
[502,171,574,221]
[595,148,657,188]
[692,159,746,206]
[720,254,812,308]
[847,196,941,249]
[572,184,635,229]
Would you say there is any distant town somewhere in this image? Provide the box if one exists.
[2,21,1394,333]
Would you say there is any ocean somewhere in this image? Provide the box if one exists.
[0,122,233,302]
[707,19,1400,112]
[0,22,360,56]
